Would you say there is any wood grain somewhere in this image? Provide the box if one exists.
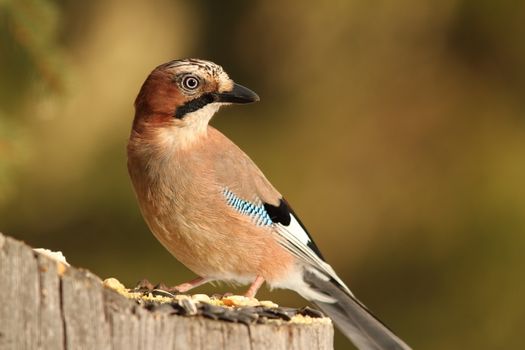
[0,232,333,350]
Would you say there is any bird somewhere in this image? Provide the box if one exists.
[127,58,411,350]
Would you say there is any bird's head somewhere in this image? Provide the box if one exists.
[133,59,259,134]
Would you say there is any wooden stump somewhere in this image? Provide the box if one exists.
[0,233,333,350]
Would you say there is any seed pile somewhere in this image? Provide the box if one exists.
[103,278,329,326]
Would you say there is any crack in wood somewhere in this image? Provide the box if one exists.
[0,233,334,350]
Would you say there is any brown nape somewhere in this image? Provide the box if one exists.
[133,68,185,131]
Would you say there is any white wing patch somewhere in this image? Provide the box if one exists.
[287,213,313,246]
[275,217,352,297]
[221,188,352,297]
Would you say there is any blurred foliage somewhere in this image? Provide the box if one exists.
[0,0,64,109]
[1,1,525,349]
[0,0,64,204]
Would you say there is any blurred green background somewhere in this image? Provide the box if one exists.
[1,0,524,349]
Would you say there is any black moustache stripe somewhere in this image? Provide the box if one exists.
[174,93,216,119]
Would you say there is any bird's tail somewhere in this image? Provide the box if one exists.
[302,270,411,350]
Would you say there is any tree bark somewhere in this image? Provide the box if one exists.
[0,233,333,350]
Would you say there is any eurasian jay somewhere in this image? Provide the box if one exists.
[127,58,411,350]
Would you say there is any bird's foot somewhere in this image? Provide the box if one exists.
[169,276,212,293]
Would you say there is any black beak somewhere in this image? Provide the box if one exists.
[213,83,260,104]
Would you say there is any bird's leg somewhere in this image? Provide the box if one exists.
[171,276,212,293]
[244,275,265,298]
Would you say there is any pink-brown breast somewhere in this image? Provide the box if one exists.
[127,125,295,284]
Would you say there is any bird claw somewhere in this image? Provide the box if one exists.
[170,282,194,294]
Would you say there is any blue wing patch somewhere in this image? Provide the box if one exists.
[222,188,273,226]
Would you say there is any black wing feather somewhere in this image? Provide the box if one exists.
[263,198,325,261]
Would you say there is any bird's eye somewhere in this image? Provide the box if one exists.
[182,75,200,90]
